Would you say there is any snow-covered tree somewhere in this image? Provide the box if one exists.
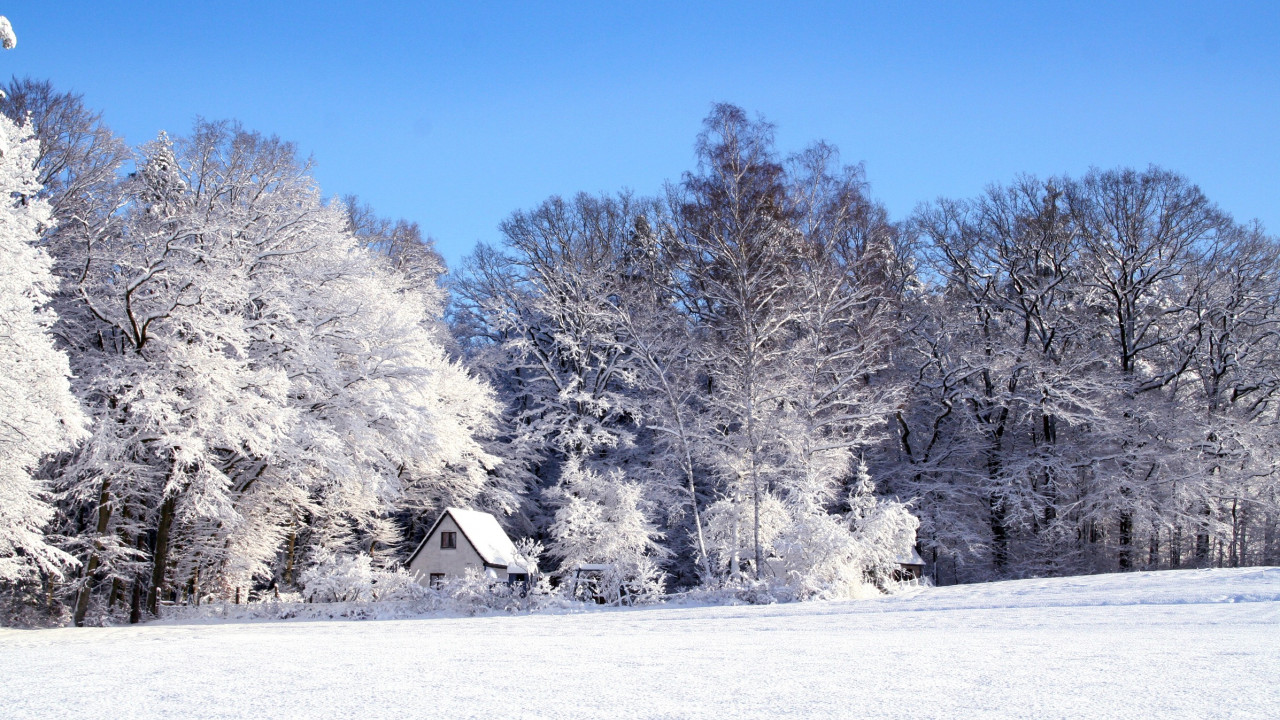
[29,118,501,624]
[457,105,921,595]
[452,192,661,555]
[894,179,1116,577]
[887,168,1280,581]
[668,106,914,589]
[668,104,805,579]
[0,113,86,583]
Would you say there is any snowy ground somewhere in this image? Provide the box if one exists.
[2,568,1277,719]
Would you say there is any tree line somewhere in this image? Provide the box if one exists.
[1,83,1276,625]
[454,103,1280,590]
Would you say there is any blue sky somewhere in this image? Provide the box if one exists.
[4,2,1277,269]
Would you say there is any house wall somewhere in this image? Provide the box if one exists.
[407,514,504,584]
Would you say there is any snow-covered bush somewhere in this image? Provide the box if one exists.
[851,498,921,586]
[297,549,571,614]
[773,510,871,599]
[300,552,374,602]
[300,552,431,603]
[513,537,545,574]
[547,458,667,605]
[703,492,790,579]
[435,569,551,613]
[697,463,918,602]
[369,567,433,602]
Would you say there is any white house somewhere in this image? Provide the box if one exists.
[405,508,534,586]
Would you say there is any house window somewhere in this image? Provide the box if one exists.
[429,573,445,588]
[440,531,457,549]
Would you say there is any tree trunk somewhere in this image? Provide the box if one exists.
[730,511,742,580]
[686,468,711,579]
[985,437,1008,573]
[1148,524,1160,568]
[1195,503,1212,567]
[989,492,1009,572]
[73,477,114,627]
[649,359,712,579]
[745,359,763,580]
[108,504,137,610]
[1263,509,1277,566]
[146,493,178,616]
[1118,511,1133,570]
[1236,502,1248,568]
[1171,525,1182,568]
[1228,497,1239,568]
[284,528,297,586]
[1041,413,1058,531]
[73,556,101,627]
[752,480,762,579]
[128,578,142,624]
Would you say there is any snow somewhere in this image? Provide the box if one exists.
[1,568,1277,719]
[898,546,925,566]
[0,17,15,50]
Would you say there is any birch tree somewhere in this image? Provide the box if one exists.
[670,104,800,579]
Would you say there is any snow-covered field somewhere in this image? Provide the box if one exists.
[2,568,1277,719]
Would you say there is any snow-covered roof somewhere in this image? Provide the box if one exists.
[445,508,519,567]
[898,547,925,566]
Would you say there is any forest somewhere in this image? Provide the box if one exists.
[2,77,1278,626]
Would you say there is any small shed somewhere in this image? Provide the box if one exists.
[565,563,613,603]
[895,547,926,582]
[405,508,534,586]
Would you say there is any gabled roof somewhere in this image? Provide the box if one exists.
[406,507,521,569]
[448,508,520,567]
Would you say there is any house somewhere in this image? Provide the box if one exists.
[405,508,534,586]
[895,547,926,582]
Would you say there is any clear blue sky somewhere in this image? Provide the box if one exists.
[4,2,1278,270]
